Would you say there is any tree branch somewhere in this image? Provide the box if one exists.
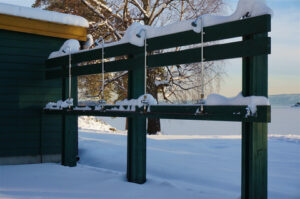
[149,0,160,21]
[90,0,123,22]
[129,0,149,17]
[149,0,174,25]
[81,0,122,40]
[123,0,129,23]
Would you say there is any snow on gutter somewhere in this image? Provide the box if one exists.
[0,2,89,28]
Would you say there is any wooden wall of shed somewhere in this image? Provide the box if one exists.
[0,29,66,159]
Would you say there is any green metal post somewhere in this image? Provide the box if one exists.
[241,33,269,199]
[61,74,78,167]
[127,53,147,184]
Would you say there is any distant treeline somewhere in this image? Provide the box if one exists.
[171,94,300,106]
[269,94,300,106]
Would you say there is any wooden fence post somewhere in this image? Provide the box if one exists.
[241,32,269,199]
[61,71,78,167]
[127,52,147,183]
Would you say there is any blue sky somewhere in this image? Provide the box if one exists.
[0,0,299,96]
[221,0,300,96]
[0,0,34,7]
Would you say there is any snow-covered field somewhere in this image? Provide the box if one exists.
[1,113,300,199]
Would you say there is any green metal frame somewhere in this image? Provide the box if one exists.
[44,15,271,198]
[44,105,270,123]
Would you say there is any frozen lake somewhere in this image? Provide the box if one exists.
[97,106,300,135]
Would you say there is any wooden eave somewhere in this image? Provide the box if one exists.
[0,13,87,41]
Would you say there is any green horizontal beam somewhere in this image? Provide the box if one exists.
[46,57,140,79]
[147,15,271,51]
[45,15,271,69]
[149,105,270,122]
[46,37,270,79]
[46,43,143,68]
[148,37,270,68]
[43,105,270,123]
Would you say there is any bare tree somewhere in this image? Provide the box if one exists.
[34,0,225,134]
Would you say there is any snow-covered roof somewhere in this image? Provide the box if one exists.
[0,3,89,28]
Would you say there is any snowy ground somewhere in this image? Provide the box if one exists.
[0,120,299,199]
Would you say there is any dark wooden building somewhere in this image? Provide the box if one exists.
[0,8,86,164]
